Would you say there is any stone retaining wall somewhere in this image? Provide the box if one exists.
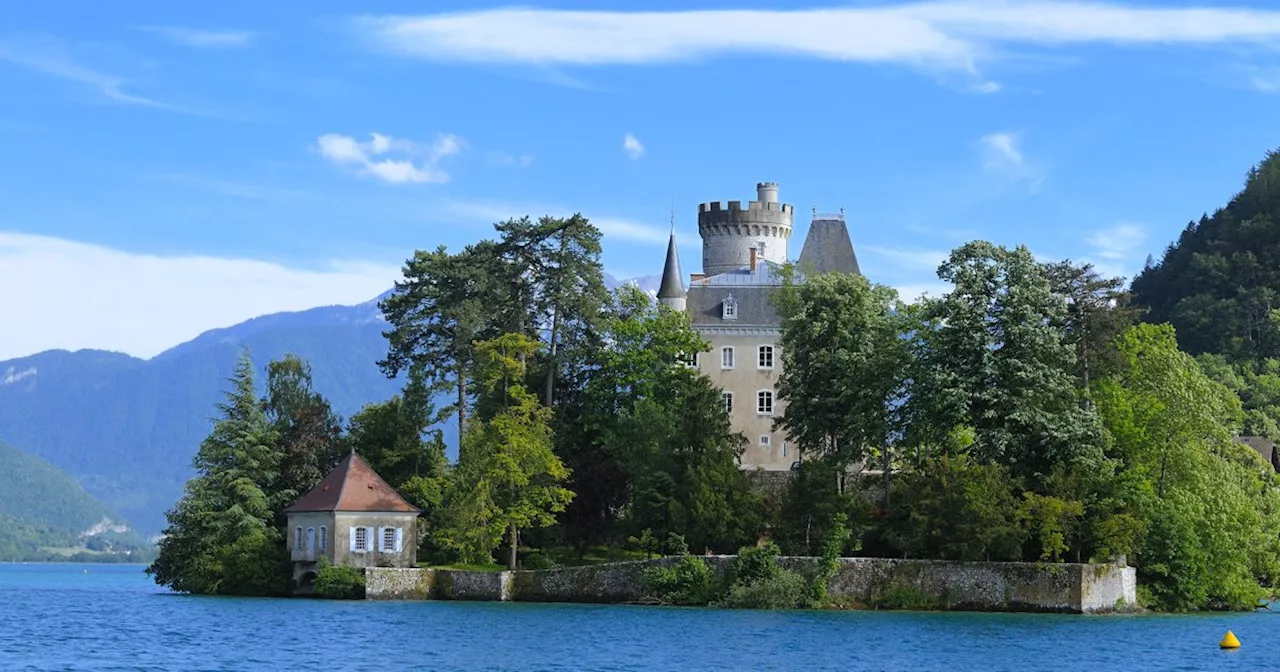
[364,557,1137,613]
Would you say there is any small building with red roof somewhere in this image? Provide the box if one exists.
[284,450,420,585]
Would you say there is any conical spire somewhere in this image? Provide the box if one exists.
[657,213,686,304]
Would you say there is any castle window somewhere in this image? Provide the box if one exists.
[353,526,369,552]
[721,346,735,369]
[306,527,315,552]
[723,391,733,414]
[295,526,303,550]
[782,441,789,457]
[759,434,771,447]
[758,345,774,369]
[319,526,328,552]
[382,527,398,552]
[722,296,738,320]
[757,390,774,415]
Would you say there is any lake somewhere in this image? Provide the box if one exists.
[1,563,1276,671]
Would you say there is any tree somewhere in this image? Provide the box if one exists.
[773,269,910,497]
[903,242,1105,485]
[147,351,288,596]
[1042,260,1143,398]
[263,354,345,516]
[1094,323,1280,609]
[438,333,573,569]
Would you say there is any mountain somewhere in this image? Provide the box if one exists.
[0,276,658,535]
[0,294,410,534]
[0,440,147,561]
[1131,149,1280,360]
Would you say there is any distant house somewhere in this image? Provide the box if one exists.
[1235,435,1280,473]
[284,451,420,589]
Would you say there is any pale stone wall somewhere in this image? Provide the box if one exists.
[286,512,335,564]
[698,332,793,470]
[365,557,1138,613]
[332,511,419,569]
[697,200,793,277]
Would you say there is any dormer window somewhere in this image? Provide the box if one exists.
[722,295,739,320]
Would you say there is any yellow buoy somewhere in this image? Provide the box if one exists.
[1220,631,1241,649]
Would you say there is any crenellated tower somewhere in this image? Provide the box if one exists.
[697,182,793,277]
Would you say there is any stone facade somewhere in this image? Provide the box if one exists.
[699,332,792,469]
[697,182,793,277]
[365,557,1138,613]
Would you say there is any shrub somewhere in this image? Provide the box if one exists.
[313,558,366,600]
[728,542,784,586]
[641,555,716,605]
[715,571,810,609]
[521,552,558,571]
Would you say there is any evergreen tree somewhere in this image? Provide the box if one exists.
[147,351,288,596]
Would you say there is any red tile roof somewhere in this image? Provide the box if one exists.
[284,451,420,514]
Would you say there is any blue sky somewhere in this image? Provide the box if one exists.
[4,0,1280,360]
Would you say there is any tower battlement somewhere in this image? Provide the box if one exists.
[696,182,793,277]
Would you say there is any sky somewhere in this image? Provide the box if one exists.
[4,0,1280,361]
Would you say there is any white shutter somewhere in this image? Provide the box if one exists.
[349,526,357,551]
[376,527,384,552]
[394,527,403,553]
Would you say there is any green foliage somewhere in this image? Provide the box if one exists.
[436,334,574,569]
[640,555,717,606]
[1016,492,1084,562]
[773,459,868,557]
[1094,324,1280,610]
[314,557,366,599]
[774,270,909,468]
[714,542,811,610]
[872,586,941,610]
[809,513,852,605]
[884,454,1026,562]
[1132,149,1280,360]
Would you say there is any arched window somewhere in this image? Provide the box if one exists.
[319,526,328,552]
[295,526,303,550]
[756,390,774,415]
[722,296,738,320]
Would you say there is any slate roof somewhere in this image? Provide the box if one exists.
[687,262,784,327]
[284,451,420,514]
[798,216,861,275]
[657,232,686,300]
[1236,435,1280,472]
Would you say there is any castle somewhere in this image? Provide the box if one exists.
[656,182,861,471]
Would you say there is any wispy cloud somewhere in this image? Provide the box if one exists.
[1086,222,1147,260]
[0,231,398,361]
[441,199,695,246]
[316,132,463,184]
[973,80,1002,93]
[354,2,1280,76]
[0,36,212,115]
[623,133,645,159]
[489,152,534,168]
[152,173,312,201]
[136,26,257,49]
[979,131,1044,190]
[862,245,950,271]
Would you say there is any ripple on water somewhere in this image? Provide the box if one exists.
[0,564,1276,671]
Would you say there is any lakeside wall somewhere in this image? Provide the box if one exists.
[365,556,1137,613]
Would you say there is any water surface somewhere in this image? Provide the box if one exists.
[0,563,1274,671]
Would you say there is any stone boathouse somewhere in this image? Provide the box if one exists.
[285,451,420,591]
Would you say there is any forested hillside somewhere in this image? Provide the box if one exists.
[0,440,149,561]
[1131,149,1280,360]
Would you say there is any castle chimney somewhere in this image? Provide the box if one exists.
[749,247,758,272]
[690,273,705,282]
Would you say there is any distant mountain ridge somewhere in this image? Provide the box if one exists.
[0,276,656,534]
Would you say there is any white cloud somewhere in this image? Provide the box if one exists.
[0,36,213,115]
[316,132,462,184]
[490,152,534,167]
[137,27,257,48]
[981,132,1024,168]
[1086,222,1147,260]
[623,133,645,159]
[354,3,1280,73]
[0,231,400,361]
[440,199,695,246]
[973,80,1002,93]
[862,245,950,271]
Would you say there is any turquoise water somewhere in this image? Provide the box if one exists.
[1,564,1276,671]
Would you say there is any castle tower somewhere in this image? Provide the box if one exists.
[697,181,794,277]
[657,223,686,311]
[798,208,861,275]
